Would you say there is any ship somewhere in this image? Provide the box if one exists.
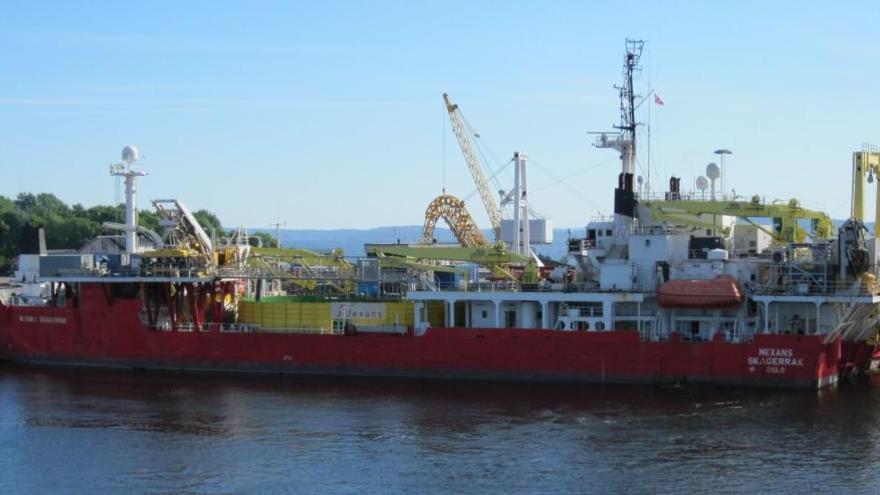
[2,40,880,389]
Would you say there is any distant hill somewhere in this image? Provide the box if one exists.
[251,226,580,260]
[255,218,867,262]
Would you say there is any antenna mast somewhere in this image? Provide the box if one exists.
[592,39,645,222]
[109,145,146,254]
[617,39,643,161]
[270,221,286,249]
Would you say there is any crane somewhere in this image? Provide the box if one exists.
[443,93,503,240]
[641,197,834,243]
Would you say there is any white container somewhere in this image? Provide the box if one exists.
[707,248,729,260]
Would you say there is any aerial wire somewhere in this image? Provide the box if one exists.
[527,154,610,215]
[647,41,652,195]
[442,104,447,193]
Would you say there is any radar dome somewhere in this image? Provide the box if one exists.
[706,162,721,180]
[696,175,709,191]
[122,145,140,164]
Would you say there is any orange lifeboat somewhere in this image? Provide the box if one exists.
[657,276,743,309]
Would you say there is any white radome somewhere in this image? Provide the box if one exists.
[122,145,140,164]
[706,162,721,180]
[696,175,709,191]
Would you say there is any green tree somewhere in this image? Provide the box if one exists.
[0,192,229,275]
[193,209,222,234]
[250,231,278,248]
[139,209,161,234]
[85,204,124,225]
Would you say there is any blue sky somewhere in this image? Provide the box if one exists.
[1,1,878,229]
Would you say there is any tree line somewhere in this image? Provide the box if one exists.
[0,193,275,275]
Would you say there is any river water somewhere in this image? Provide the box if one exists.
[1,365,879,494]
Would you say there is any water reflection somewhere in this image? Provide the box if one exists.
[1,365,880,494]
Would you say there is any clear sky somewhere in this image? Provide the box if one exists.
[1,1,878,230]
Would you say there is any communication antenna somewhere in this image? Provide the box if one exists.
[109,145,147,254]
[270,221,286,249]
[713,149,732,197]
[696,175,709,199]
[706,162,720,200]
[591,39,645,224]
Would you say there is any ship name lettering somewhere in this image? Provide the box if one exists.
[758,348,793,358]
[18,315,66,325]
[747,355,804,367]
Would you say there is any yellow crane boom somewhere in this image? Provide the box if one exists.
[642,197,834,243]
[443,93,502,240]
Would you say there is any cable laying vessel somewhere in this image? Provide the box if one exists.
[2,40,880,389]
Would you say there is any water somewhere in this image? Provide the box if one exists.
[1,366,879,494]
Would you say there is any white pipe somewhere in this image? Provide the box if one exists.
[513,152,521,255]
[521,152,530,256]
[124,173,137,254]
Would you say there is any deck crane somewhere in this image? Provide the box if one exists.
[640,197,835,243]
[443,93,503,240]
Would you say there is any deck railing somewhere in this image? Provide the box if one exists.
[751,280,878,297]
[423,280,648,294]
[150,321,410,335]
[150,322,338,334]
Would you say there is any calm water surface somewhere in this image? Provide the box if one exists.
[1,365,879,494]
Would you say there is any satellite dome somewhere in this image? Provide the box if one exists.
[696,175,709,191]
[122,145,140,164]
[706,162,721,180]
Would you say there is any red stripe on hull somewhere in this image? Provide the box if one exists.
[0,298,858,389]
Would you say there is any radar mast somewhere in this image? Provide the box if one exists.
[592,39,645,224]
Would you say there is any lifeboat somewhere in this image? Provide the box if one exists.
[657,275,743,309]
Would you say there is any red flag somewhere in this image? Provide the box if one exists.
[654,93,664,106]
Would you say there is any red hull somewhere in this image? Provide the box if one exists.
[0,287,872,389]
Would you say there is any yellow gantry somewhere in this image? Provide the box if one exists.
[852,149,880,238]
[420,194,488,247]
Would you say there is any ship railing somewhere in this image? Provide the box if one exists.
[151,322,342,335]
[751,280,878,297]
[639,329,759,344]
[216,267,352,282]
[429,281,521,292]
[425,281,647,294]
[38,267,210,280]
[589,215,615,224]
[637,191,745,203]
[629,224,684,236]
